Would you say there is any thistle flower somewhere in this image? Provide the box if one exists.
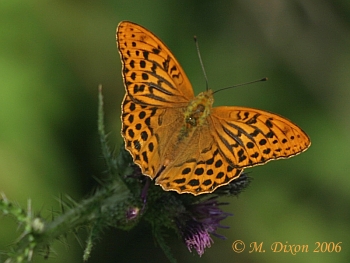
[176,197,232,256]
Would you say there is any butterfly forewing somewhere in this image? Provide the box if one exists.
[117,21,194,107]
[209,107,310,168]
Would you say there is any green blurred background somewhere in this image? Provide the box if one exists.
[1,1,349,262]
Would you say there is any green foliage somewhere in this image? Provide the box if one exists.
[0,89,140,262]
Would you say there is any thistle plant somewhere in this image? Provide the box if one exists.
[0,87,250,263]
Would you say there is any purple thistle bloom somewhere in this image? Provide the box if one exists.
[179,219,213,256]
[176,197,232,257]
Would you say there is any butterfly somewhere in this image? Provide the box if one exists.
[116,21,311,195]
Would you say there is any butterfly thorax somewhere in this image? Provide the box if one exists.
[178,90,214,141]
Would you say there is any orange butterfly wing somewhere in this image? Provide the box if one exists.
[209,107,310,168]
[117,21,194,107]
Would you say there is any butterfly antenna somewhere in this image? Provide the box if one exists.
[194,36,209,91]
[213,77,268,95]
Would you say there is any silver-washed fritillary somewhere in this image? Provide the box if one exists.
[116,21,311,195]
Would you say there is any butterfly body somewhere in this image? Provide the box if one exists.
[117,21,311,195]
